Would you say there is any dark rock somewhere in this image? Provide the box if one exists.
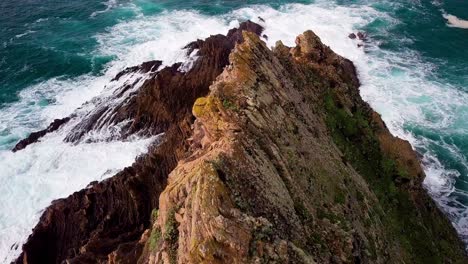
[227,20,264,45]
[357,31,367,40]
[111,60,162,82]
[12,117,71,152]
[15,21,264,264]
[348,33,357,39]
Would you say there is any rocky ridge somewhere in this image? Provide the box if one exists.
[14,21,263,264]
[14,22,467,263]
[138,30,467,264]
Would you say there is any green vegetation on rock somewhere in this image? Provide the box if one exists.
[324,91,465,263]
[164,208,179,264]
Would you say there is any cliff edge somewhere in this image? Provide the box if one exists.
[15,23,467,263]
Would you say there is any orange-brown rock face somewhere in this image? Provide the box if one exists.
[141,31,467,263]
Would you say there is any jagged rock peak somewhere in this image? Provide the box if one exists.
[140,31,467,263]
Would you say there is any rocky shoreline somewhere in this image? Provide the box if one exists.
[13,21,467,263]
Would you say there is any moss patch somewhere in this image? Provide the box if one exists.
[294,200,312,221]
[222,99,237,111]
[148,209,161,251]
[193,97,208,117]
[149,227,161,251]
[324,91,465,263]
[164,208,179,264]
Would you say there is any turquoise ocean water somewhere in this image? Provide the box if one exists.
[0,0,467,261]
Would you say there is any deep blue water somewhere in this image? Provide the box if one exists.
[0,0,467,260]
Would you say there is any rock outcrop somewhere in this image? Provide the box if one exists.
[15,22,467,264]
[139,31,467,263]
[14,21,263,264]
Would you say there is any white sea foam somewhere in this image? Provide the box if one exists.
[0,68,158,261]
[75,71,153,142]
[14,30,36,39]
[443,12,468,29]
[178,49,200,73]
[0,126,155,262]
[34,18,49,23]
[93,10,233,68]
[91,0,119,18]
[1,1,467,261]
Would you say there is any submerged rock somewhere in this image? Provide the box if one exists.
[357,31,367,41]
[12,117,70,152]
